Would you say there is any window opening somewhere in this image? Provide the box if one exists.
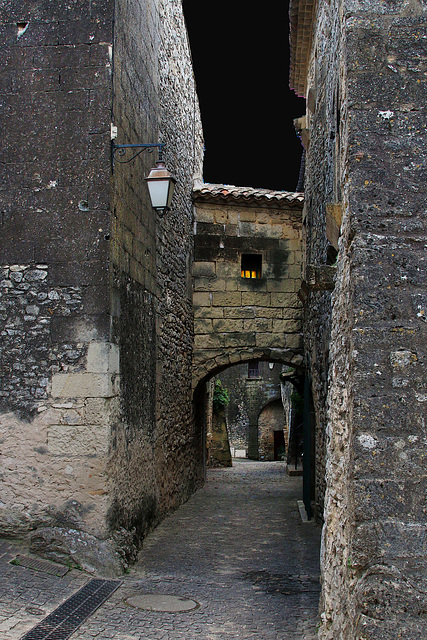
[248,361,260,378]
[241,254,262,279]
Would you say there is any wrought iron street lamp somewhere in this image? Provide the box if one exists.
[111,141,176,215]
[145,157,176,216]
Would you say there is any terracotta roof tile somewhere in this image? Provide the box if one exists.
[193,183,304,208]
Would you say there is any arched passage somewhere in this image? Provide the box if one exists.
[191,185,306,502]
[193,348,304,392]
[192,183,304,393]
[193,354,304,474]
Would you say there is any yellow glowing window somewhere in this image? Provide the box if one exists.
[241,254,262,279]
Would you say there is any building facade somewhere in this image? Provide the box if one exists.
[290,1,427,638]
[0,0,203,573]
[219,360,285,461]
[192,183,304,387]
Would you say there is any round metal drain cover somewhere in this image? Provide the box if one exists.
[126,594,199,612]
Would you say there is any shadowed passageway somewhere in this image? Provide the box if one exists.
[0,462,321,639]
[77,461,321,639]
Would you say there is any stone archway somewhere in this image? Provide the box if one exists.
[193,348,304,393]
[193,355,304,473]
[192,184,304,391]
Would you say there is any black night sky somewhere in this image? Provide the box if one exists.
[182,1,306,192]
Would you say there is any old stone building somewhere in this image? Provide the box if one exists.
[290,1,426,639]
[218,360,286,461]
[0,0,203,573]
[192,183,304,385]
[191,184,306,476]
[0,0,425,637]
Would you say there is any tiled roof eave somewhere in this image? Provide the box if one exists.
[193,183,304,210]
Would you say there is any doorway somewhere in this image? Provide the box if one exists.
[273,429,286,461]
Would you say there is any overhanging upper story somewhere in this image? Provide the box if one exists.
[289,0,317,97]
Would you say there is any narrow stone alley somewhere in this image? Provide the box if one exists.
[0,462,321,640]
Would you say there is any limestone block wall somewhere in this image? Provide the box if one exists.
[192,188,304,387]
[219,361,284,458]
[0,0,116,562]
[0,0,203,573]
[298,0,427,638]
[107,0,204,547]
[258,400,285,461]
[207,407,232,468]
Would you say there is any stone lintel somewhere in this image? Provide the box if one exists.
[52,373,120,398]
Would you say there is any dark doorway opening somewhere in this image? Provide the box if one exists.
[273,430,286,461]
[303,375,316,520]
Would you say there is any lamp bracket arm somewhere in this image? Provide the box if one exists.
[111,142,164,169]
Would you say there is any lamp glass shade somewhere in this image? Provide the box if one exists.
[145,161,176,211]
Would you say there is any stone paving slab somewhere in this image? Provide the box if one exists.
[0,461,321,640]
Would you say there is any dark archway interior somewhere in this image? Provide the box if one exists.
[193,358,305,473]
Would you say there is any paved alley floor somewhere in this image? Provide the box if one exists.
[0,461,321,640]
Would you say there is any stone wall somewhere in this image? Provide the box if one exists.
[0,0,203,573]
[108,0,204,548]
[281,378,304,468]
[292,0,427,637]
[207,404,232,468]
[0,0,115,561]
[192,185,304,387]
[219,361,284,459]
[296,0,342,519]
[258,399,285,461]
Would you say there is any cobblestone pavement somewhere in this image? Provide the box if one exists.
[0,461,321,639]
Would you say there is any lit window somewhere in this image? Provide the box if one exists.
[241,254,262,278]
[248,361,260,378]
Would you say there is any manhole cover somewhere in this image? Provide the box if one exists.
[126,594,199,612]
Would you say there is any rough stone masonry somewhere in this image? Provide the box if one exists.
[0,0,203,573]
[290,0,427,638]
[192,183,304,388]
[1,1,426,639]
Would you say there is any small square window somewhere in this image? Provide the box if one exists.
[241,254,262,279]
[248,361,260,378]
